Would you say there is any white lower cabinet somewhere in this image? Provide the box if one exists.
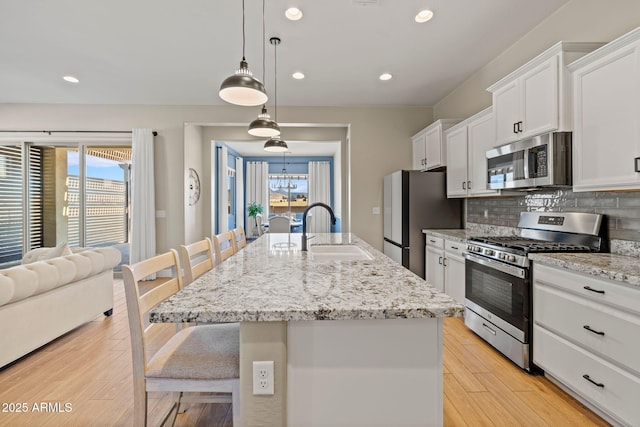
[533,263,640,426]
[425,236,465,304]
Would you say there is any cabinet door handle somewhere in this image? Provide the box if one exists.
[583,325,605,336]
[443,258,447,267]
[513,122,518,134]
[635,157,640,172]
[462,181,466,190]
[582,374,605,388]
[583,285,605,295]
[467,180,471,190]
[518,121,523,133]
[438,256,443,265]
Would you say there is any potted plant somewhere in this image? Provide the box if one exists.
[247,202,264,236]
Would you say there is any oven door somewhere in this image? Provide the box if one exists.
[465,253,529,342]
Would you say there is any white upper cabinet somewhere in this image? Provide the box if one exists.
[488,42,604,146]
[570,27,640,192]
[445,107,500,198]
[411,119,461,171]
[445,124,468,197]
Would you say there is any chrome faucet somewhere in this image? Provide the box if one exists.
[301,202,336,251]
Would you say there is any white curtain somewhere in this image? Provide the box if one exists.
[308,161,331,233]
[217,146,228,233]
[245,162,269,237]
[131,129,156,277]
[235,157,244,230]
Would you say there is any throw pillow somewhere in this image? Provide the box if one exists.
[21,242,72,264]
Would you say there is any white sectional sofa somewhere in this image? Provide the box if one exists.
[0,246,121,368]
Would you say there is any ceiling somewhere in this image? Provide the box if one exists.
[0,0,570,107]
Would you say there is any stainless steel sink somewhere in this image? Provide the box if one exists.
[308,244,374,261]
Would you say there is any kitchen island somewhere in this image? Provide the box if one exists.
[150,233,464,426]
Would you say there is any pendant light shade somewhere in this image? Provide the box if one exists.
[249,106,280,137]
[218,0,268,106]
[219,61,268,106]
[264,136,288,152]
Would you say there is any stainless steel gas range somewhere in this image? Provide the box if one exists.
[464,212,604,372]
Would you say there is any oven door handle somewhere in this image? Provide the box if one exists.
[465,253,526,279]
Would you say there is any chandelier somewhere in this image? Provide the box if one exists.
[270,152,297,191]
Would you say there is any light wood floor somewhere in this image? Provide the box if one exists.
[0,279,609,427]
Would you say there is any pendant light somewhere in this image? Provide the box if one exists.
[248,0,280,137]
[264,37,288,152]
[219,0,268,106]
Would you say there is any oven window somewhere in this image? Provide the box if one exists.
[465,260,527,333]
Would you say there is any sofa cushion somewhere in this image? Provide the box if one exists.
[22,242,72,264]
[23,262,61,295]
[0,275,14,306]
[1,268,38,304]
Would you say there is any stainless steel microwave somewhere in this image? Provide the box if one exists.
[486,132,572,190]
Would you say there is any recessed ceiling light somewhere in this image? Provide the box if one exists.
[415,9,434,23]
[379,73,393,81]
[285,7,303,21]
[292,72,305,80]
[63,75,79,83]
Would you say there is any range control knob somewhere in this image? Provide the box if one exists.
[498,253,506,260]
[507,255,516,262]
[484,249,495,256]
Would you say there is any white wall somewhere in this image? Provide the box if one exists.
[434,0,640,120]
[0,104,432,253]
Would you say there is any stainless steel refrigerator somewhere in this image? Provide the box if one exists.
[383,170,462,278]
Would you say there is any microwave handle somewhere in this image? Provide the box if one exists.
[523,147,530,179]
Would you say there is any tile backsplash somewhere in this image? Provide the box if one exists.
[466,188,640,247]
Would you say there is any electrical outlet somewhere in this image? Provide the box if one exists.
[252,361,274,395]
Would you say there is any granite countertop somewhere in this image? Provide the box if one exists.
[422,229,475,244]
[529,253,640,288]
[149,233,464,323]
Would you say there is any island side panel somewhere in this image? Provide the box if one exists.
[287,318,443,426]
[240,322,287,427]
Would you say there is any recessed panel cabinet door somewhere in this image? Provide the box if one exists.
[425,245,444,292]
[468,110,499,196]
[521,55,559,138]
[445,126,468,198]
[412,133,426,170]
[572,39,640,191]
[493,80,520,145]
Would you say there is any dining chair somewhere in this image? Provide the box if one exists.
[232,226,247,250]
[180,237,217,285]
[212,231,237,263]
[268,215,291,233]
[122,249,239,426]
[255,213,265,236]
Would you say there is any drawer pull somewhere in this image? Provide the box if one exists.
[451,246,459,250]
[482,323,497,335]
[583,286,605,295]
[583,325,605,336]
[582,374,605,388]
[429,239,436,243]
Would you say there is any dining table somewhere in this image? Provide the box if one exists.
[149,232,463,426]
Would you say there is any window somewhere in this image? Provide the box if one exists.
[269,174,308,216]
[0,145,44,267]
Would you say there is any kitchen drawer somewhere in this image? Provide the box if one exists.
[444,240,465,257]
[425,236,444,249]
[534,263,640,315]
[534,325,640,427]
[534,283,640,376]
